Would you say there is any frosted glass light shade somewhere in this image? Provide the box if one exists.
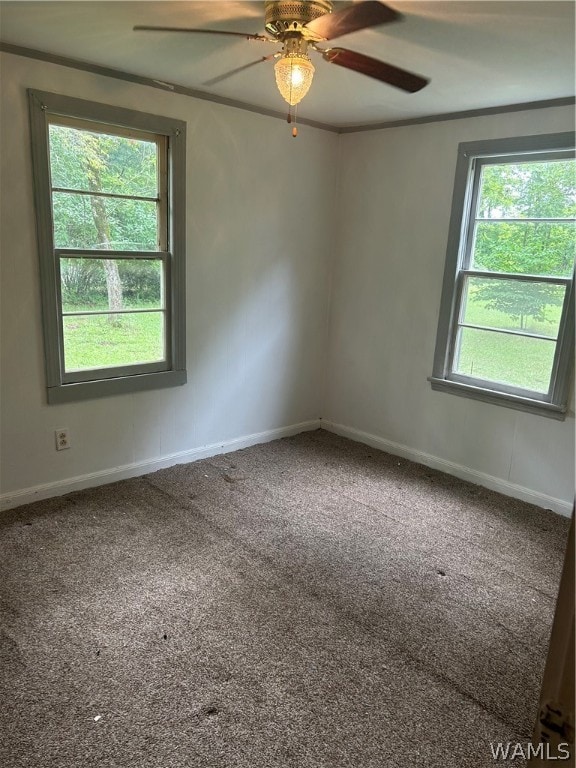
[274,54,315,106]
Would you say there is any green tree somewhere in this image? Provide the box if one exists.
[80,132,123,319]
[49,125,158,315]
[473,159,575,329]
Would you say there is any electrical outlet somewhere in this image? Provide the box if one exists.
[55,428,71,451]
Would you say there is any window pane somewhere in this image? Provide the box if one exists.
[477,160,576,219]
[60,258,163,312]
[461,276,565,337]
[63,311,165,372]
[472,221,575,277]
[49,125,158,198]
[454,327,555,393]
[52,192,158,250]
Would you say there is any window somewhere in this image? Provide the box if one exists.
[29,90,186,402]
[431,133,575,419]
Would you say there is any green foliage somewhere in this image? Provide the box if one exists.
[467,278,565,331]
[50,125,158,250]
[472,159,575,329]
[49,125,157,198]
[473,221,574,277]
[478,159,575,219]
[61,258,162,310]
[60,258,101,305]
[49,125,160,308]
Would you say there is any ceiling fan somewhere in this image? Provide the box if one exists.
[135,1,429,131]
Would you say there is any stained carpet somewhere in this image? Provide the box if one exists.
[0,430,569,767]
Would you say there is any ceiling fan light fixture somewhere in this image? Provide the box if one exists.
[134,2,429,117]
[274,52,315,106]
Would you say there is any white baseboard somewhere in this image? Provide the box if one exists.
[3,417,571,519]
[0,419,321,512]
[322,420,573,519]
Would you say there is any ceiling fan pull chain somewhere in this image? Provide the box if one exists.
[285,57,298,136]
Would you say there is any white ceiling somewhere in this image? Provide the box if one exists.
[0,1,574,128]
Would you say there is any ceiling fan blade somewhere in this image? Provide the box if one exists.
[305,1,401,41]
[321,47,429,92]
[133,26,273,42]
[204,54,280,87]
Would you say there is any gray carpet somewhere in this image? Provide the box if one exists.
[0,429,569,767]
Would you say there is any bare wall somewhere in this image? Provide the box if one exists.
[1,50,573,515]
[0,52,338,505]
[324,105,575,515]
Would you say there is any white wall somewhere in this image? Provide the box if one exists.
[0,53,338,505]
[324,105,575,515]
[1,51,573,515]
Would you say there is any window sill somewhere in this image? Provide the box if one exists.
[428,376,567,420]
[47,369,186,403]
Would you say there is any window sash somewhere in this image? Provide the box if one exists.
[52,186,160,204]
[47,119,170,381]
[462,154,575,272]
[458,269,571,285]
[444,280,574,404]
[55,251,172,382]
[48,126,168,253]
[431,134,575,418]
[62,358,169,384]
[473,217,574,224]
[55,248,165,259]
[450,152,575,400]
[29,89,186,403]
[448,272,572,403]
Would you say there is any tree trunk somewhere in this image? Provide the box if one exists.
[103,260,123,313]
[89,193,123,323]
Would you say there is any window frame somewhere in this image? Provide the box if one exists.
[28,89,187,403]
[430,133,575,420]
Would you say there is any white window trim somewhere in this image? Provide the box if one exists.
[28,89,187,403]
[430,133,575,420]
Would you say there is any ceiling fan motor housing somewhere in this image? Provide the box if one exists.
[264,0,333,39]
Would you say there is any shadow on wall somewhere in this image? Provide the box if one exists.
[184,107,331,445]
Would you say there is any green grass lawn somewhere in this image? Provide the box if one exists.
[456,328,555,392]
[62,306,164,371]
[455,290,562,393]
[61,292,561,393]
[462,287,562,337]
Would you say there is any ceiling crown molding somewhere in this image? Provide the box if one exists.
[1,41,573,134]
